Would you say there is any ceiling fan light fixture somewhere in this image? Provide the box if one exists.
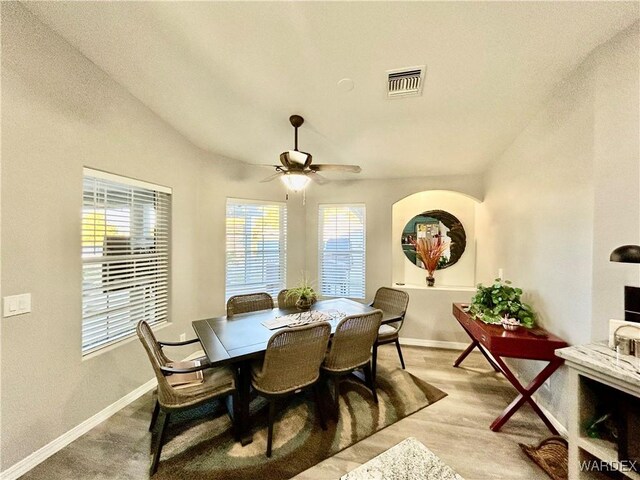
[280,172,310,192]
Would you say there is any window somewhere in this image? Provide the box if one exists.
[318,204,366,299]
[225,199,287,300]
[82,168,171,355]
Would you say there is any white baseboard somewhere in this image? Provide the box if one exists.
[532,394,568,438]
[0,351,201,480]
[399,337,467,350]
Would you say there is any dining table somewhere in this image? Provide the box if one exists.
[192,297,402,445]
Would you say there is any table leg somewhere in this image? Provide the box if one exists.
[476,344,503,373]
[237,362,253,446]
[454,327,500,372]
[490,355,563,435]
[453,341,478,367]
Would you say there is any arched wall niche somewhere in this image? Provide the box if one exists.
[392,190,480,287]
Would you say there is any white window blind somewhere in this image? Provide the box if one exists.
[82,168,171,355]
[318,204,366,299]
[225,199,287,301]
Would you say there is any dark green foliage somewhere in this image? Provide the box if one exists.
[469,279,536,328]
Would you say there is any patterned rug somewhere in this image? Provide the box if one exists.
[153,367,447,479]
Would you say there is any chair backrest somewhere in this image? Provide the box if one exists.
[372,287,410,327]
[253,322,331,395]
[323,310,383,372]
[226,292,274,316]
[277,289,298,309]
[136,320,180,407]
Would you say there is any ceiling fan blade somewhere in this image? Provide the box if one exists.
[309,164,361,173]
[309,171,330,185]
[259,172,283,183]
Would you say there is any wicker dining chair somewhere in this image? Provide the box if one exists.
[137,321,238,475]
[321,310,383,417]
[276,289,299,309]
[226,292,274,316]
[371,287,410,380]
[251,322,331,457]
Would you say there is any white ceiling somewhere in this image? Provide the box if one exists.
[24,1,639,179]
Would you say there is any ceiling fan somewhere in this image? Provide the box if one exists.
[260,115,361,192]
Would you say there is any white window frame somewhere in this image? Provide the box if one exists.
[81,168,171,355]
[318,203,366,299]
[225,198,287,301]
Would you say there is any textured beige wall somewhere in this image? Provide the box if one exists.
[0,3,303,470]
[476,22,640,428]
[590,22,640,341]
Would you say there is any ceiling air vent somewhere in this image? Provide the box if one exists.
[386,65,426,98]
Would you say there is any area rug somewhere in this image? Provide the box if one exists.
[153,366,446,480]
[341,437,464,480]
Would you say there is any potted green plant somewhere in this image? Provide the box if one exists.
[469,279,536,329]
[286,276,317,311]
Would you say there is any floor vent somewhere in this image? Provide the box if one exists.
[387,65,426,98]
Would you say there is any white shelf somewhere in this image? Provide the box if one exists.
[393,283,476,292]
[578,437,640,480]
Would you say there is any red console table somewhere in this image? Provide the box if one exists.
[452,303,568,434]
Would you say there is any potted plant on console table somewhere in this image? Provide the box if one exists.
[468,279,536,330]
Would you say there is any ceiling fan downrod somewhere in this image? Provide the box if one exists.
[289,115,304,151]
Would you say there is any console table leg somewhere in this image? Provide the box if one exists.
[453,341,477,367]
[454,324,501,372]
[490,355,562,435]
[477,345,502,373]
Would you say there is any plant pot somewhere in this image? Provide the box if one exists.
[502,323,520,331]
[296,297,314,311]
[426,275,435,287]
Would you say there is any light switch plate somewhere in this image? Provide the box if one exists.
[3,293,31,317]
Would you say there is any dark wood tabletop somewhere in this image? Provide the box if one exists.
[193,298,399,366]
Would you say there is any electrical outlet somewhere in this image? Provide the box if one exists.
[179,333,186,342]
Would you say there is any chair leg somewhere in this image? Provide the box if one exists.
[395,339,406,369]
[312,384,327,430]
[150,411,170,476]
[372,343,378,382]
[363,362,378,404]
[149,399,160,432]
[266,400,276,457]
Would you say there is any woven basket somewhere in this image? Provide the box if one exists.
[519,436,568,480]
